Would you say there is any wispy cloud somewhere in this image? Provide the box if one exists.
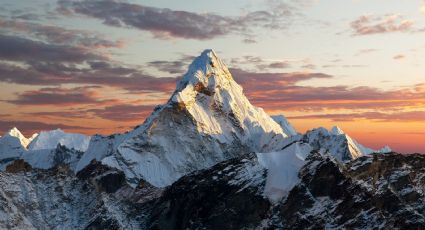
[350,14,414,36]
[230,68,425,112]
[0,34,102,63]
[355,48,379,56]
[0,17,125,49]
[58,0,296,40]
[6,86,114,106]
[230,55,292,71]
[147,54,195,74]
[87,104,155,121]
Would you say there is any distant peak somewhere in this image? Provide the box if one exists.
[7,127,24,137]
[330,126,345,135]
[9,127,19,132]
[379,145,392,153]
[271,115,298,136]
[40,128,64,134]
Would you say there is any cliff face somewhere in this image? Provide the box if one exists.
[149,152,425,230]
[0,162,159,229]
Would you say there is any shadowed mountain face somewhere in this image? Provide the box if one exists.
[0,50,417,229]
[149,152,425,229]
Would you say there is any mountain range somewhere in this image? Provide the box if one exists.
[1,50,422,230]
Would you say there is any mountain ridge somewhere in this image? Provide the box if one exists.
[0,49,409,230]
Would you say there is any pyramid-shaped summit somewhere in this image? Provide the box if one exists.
[172,49,234,96]
[168,49,288,149]
[78,49,290,187]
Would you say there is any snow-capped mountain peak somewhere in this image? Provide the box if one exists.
[378,145,392,153]
[272,115,298,136]
[28,129,91,152]
[81,49,290,187]
[302,126,391,162]
[173,49,231,95]
[7,127,23,138]
[4,127,34,148]
[330,126,345,135]
[168,49,288,150]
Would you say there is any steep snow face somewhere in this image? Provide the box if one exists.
[28,129,91,152]
[257,142,312,202]
[303,126,390,162]
[271,115,297,136]
[303,127,362,162]
[81,49,288,187]
[330,126,345,135]
[170,49,287,150]
[0,136,25,170]
[75,133,133,172]
[329,125,391,155]
[23,145,84,170]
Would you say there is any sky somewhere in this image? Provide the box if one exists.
[0,0,425,153]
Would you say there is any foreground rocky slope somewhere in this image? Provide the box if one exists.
[1,152,424,229]
[0,161,160,229]
[150,152,425,229]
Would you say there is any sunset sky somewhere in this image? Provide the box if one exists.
[1,0,425,153]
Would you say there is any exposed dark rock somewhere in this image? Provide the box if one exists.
[194,82,214,96]
[276,152,425,229]
[148,153,270,230]
[146,152,425,229]
[77,160,126,193]
[5,159,32,173]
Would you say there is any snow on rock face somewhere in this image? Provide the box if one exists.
[0,165,150,229]
[271,115,298,136]
[253,125,392,201]
[330,126,345,135]
[1,127,36,149]
[170,49,287,150]
[0,128,87,171]
[0,128,34,169]
[79,49,289,187]
[28,129,91,152]
[257,142,312,202]
[329,125,391,155]
[303,127,363,162]
[22,144,83,170]
[378,145,392,153]
[6,127,30,148]
[75,134,126,172]
[303,126,391,162]
[0,136,25,169]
